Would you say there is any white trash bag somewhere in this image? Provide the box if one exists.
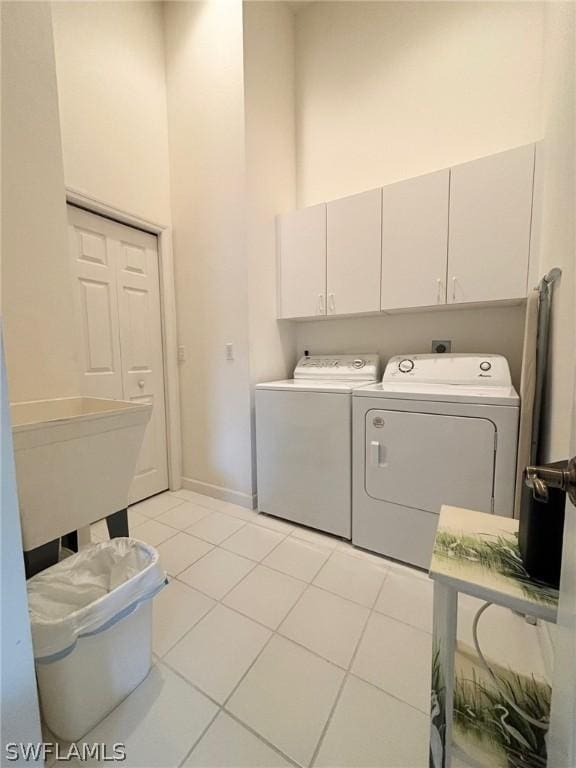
[27,538,167,741]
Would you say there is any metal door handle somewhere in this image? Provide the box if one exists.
[452,277,457,302]
[525,457,576,505]
[370,441,381,466]
[318,293,325,314]
[138,379,145,389]
[328,293,335,313]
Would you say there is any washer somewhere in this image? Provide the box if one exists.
[353,354,519,568]
[256,354,380,537]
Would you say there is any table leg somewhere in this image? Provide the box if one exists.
[430,581,458,768]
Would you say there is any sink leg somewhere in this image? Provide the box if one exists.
[106,508,129,538]
[61,531,79,552]
[24,539,60,579]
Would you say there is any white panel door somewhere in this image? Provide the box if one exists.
[68,208,123,399]
[278,204,326,319]
[365,410,496,514]
[327,188,382,315]
[381,170,449,310]
[68,206,168,503]
[448,144,535,304]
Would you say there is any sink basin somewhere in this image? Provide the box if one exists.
[11,397,152,551]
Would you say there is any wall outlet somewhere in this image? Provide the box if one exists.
[431,339,452,354]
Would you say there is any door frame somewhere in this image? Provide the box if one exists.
[66,187,182,494]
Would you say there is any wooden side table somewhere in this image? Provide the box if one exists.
[429,506,558,768]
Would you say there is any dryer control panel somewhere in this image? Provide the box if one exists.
[383,354,512,387]
[295,354,380,382]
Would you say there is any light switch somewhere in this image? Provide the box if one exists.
[225,343,234,361]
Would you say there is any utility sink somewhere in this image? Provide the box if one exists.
[11,397,152,551]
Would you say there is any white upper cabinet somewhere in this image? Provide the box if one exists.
[277,204,326,319]
[447,144,535,304]
[381,169,449,311]
[277,144,535,320]
[326,188,382,316]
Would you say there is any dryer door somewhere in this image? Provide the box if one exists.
[365,409,496,514]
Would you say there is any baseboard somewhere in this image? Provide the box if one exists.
[181,476,257,510]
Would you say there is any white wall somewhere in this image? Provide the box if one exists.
[543,4,576,759]
[1,8,48,757]
[296,305,526,388]
[244,2,298,494]
[52,1,172,225]
[0,338,42,764]
[534,3,576,463]
[244,1,298,389]
[295,1,545,207]
[164,0,254,503]
[290,1,546,381]
[1,1,79,402]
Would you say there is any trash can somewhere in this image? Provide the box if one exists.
[27,538,167,742]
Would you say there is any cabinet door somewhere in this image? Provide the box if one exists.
[448,144,534,304]
[278,204,326,319]
[327,188,382,315]
[381,170,449,310]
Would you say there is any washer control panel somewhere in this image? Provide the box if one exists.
[384,354,512,387]
[294,354,380,382]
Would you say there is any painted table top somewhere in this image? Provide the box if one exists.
[429,506,559,623]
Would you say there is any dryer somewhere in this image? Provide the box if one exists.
[256,354,380,537]
[352,354,519,568]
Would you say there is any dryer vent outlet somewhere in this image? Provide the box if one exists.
[432,340,452,354]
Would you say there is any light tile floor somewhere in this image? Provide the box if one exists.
[49,490,547,768]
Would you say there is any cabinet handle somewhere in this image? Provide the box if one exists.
[452,277,457,302]
[328,293,335,313]
[436,278,444,304]
[318,294,325,314]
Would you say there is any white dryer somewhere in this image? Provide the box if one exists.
[352,354,519,568]
[256,354,380,537]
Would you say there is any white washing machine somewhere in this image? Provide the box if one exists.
[353,354,519,568]
[256,354,380,537]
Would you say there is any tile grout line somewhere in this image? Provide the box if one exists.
[131,494,187,519]
[157,523,296,658]
[307,567,390,767]
[120,495,433,764]
[135,497,428,686]
[224,711,303,768]
[218,543,390,765]
[164,526,382,767]
[346,669,432,718]
[162,523,401,669]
